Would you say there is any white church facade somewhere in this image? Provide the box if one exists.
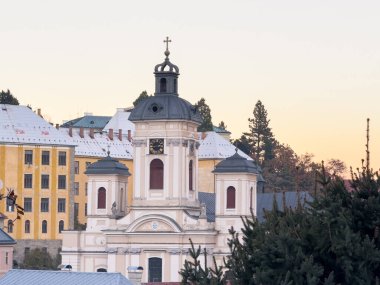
[61,43,263,283]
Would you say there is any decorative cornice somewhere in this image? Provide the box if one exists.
[133,139,146,147]
[167,139,181,146]
[167,248,182,255]
[105,248,118,254]
[124,248,142,254]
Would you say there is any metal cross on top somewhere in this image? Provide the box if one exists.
[164,36,171,52]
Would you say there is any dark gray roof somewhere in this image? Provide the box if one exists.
[198,191,313,223]
[155,57,179,73]
[256,191,313,222]
[129,95,202,123]
[198,192,216,222]
[61,115,111,129]
[0,270,133,285]
[213,151,262,174]
[0,228,16,245]
[85,155,131,176]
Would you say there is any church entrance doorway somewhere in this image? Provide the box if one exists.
[148,257,162,282]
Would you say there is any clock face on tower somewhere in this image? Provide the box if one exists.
[149,139,164,154]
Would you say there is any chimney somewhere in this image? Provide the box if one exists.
[69,127,73,137]
[127,130,132,142]
[108,128,114,140]
[118,129,122,141]
[79,127,84,138]
[89,128,94,139]
[201,132,207,140]
[55,124,59,130]
[37,108,42,117]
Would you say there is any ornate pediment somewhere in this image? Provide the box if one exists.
[126,214,182,233]
[134,219,174,232]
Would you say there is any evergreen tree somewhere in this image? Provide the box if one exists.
[246,100,276,164]
[195,98,213,132]
[133,90,151,107]
[21,248,59,270]
[233,135,251,156]
[0,89,19,105]
[218,121,227,130]
[179,239,224,285]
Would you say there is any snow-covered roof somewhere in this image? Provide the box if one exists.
[198,131,252,160]
[58,128,133,159]
[0,104,75,146]
[103,108,135,134]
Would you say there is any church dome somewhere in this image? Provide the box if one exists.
[85,154,131,176]
[129,95,202,123]
[129,37,202,124]
[213,150,262,175]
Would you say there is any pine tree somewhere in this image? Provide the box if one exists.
[195,98,213,132]
[246,100,276,164]
[232,135,251,156]
[179,239,224,285]
[0,89,19,105]
[133,90,151,107]
[218,121,227,130]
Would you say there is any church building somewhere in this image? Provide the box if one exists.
[61,41,263,283]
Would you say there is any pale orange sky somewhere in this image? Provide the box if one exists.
[1,0,380,174]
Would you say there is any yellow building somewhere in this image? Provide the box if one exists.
[0,104,75,263]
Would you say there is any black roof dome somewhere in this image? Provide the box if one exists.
[129,95,202,123]
[85,154,131,176]
[129,38,202,124]
[213,150,263,177]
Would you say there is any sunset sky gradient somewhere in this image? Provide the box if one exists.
[1,0,380,174]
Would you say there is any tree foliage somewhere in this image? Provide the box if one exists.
[245,100,276,164]
[234,100,347,193]
[233,135,251,156]
[181,158,380,284]
[179,239,225,285]
[218,121,227,130]
[0,89,19,105]
[133,90,151,107]
[21,248,61,270]
[195,98,213,132]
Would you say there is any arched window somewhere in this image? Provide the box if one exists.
[148,257,162,282]
[59,220,64,233]
[160,78,167,93]
[7,220,13,233]
[226,186,236,209]
[189,160,193,191]
[42,220,47,233]
[98,187,106,209]
[97,268,107,272]
[25,220,30,233]
[150,159,164,189]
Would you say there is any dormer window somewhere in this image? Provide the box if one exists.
[160,78,167,93]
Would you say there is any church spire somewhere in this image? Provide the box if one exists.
[154,37,179,96]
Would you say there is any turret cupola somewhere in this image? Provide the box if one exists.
[154,36,179,96]
[129,38,202,123]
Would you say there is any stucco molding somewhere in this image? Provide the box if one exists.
[125,214,183,233]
